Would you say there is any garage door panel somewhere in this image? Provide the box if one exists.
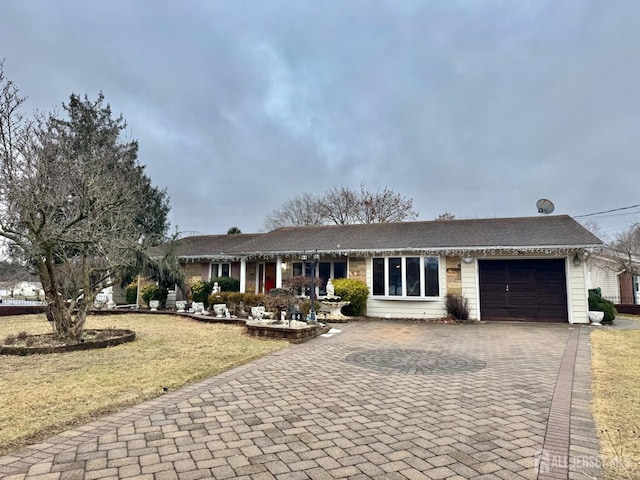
[537,294,566,305]
[508,284,535,293]
[537,272,565,282]
[480,272,508,284]
[538,309,567,319]
[482,294,509,306]
[511,308,538,318]
[508,296,536,306]
[537,283,565,293]
[479,259,567,322]
[508,271,535,283]
[481,284,509,293]
[482,308,511,319]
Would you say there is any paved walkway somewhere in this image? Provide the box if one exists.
[0,320,608,480]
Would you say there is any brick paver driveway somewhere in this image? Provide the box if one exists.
[0,321,602,480]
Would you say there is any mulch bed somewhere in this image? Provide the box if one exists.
[0,329,136,355]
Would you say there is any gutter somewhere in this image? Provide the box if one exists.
[178,243,603,261]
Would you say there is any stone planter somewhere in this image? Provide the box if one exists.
[192,302,205,315]
[149,300,160,311]
[589,311,605,323]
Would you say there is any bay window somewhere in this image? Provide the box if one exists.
[372,256,440,298]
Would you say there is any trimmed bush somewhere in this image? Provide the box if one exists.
[191,280,214,307]
[125,280,138,304]
[298,299,313,319]
[589,292,617,323]
[332,278,369,316]
[206,291,265,316]
[445,293,469,320]
[141,284,168,308]
[212,277,240,292]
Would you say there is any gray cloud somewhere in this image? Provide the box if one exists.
[1,0,638,238]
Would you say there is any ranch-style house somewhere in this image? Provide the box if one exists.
[174,215,603,324]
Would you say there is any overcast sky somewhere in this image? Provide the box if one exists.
[1,0,638,240]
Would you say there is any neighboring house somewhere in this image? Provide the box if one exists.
[586,249,640,305]
[172,215,602,324]
[9,281,44,298]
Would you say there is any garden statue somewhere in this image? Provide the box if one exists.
[326,278,335,297]
[320,278,350,320]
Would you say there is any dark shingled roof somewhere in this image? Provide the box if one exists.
[174,215,602,259]
[173,233,262,259]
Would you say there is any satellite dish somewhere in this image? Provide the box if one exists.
[536,198,555,214]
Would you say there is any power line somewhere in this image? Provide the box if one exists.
[574,203,640,218]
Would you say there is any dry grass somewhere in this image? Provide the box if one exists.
[0,313,289,455]
[591,318,640,479]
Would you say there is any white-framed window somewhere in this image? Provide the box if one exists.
[372,256,440,297]
[291,260,348,295]
[318,260,347,294]
[210,263,230,279]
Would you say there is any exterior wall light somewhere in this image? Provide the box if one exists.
[462,257,473,264]
[573,252,582,267]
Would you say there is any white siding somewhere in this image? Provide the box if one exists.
[586,256,620,301]
[461,260,479,320]
[568,257,589,324]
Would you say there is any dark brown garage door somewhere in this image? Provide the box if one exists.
[479,259,568,322]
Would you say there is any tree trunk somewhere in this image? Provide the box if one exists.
[46,293,78,340]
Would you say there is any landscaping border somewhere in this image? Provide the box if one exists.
[0,329,136,355]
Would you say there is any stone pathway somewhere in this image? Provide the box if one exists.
[0,320,608,479]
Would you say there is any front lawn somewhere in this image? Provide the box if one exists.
[591,317,640,479]
[0,313,289,455]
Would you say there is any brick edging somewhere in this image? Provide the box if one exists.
[537,327,579,479]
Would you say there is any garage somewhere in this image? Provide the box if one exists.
[479,259,568,322]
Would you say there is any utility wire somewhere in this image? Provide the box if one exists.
[574,203,640,218]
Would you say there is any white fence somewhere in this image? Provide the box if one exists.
[0,298,47,306]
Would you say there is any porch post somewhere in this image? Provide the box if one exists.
[276,257,283,288]
[240,258,247,293]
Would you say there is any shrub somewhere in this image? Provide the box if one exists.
[191,280,214,307]
[125,280,138,304]
[141,284,169,308]
[298,299,313,319]
[589,292,617,323]
[263,288,299,319]
[3,334,17,345]
[206,292,265,316]
[445,293,469,320]
[333,278,369,316]
[212,277,240,292]
[223,292,244,316]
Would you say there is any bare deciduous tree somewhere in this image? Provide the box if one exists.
[610,222,640,277]
[316,186,361,225]
[263,184,418,229]
[435,212,456,221]
[263,192,325,230]
[356,185,419,224]
[0,61,171,340]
